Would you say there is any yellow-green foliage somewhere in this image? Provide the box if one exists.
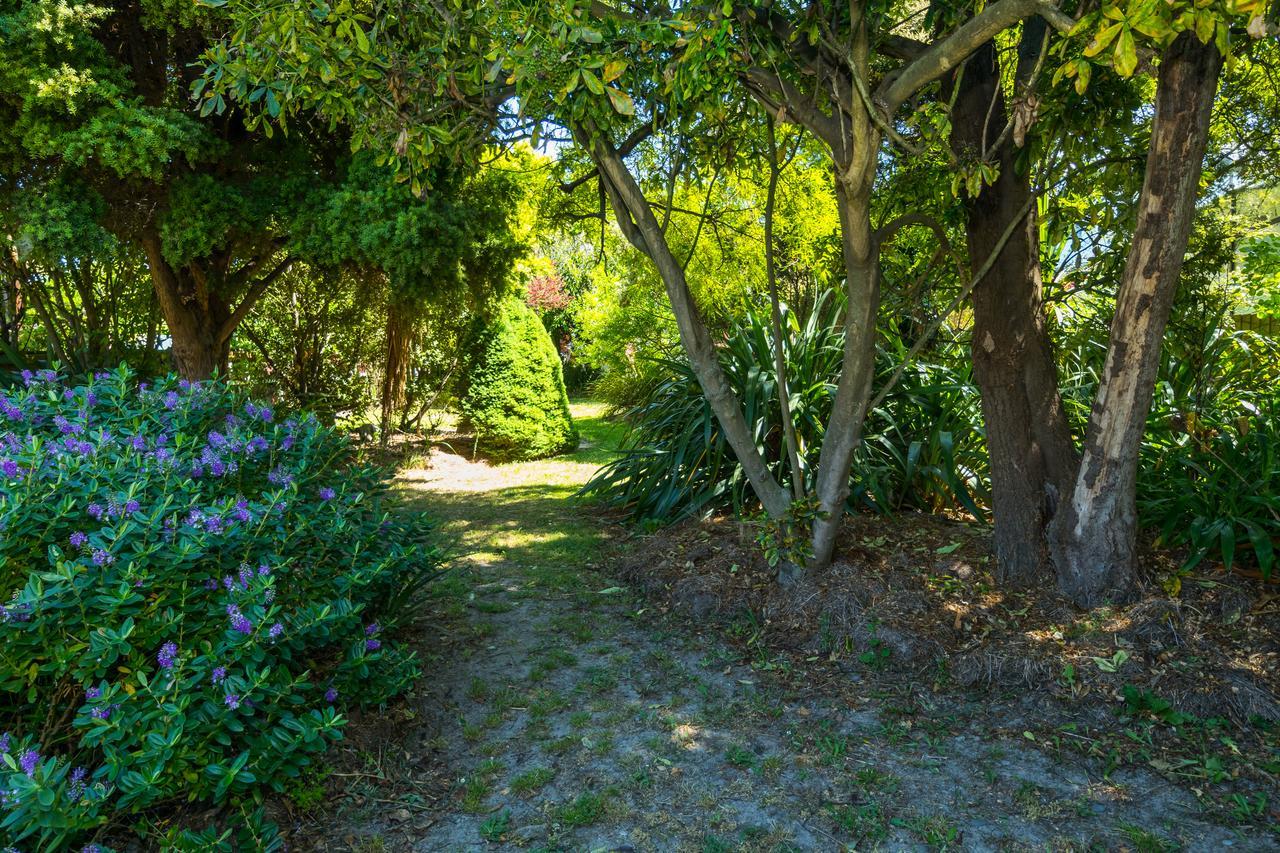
[462,298,578,461]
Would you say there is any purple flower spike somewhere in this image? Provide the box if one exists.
[365,638,381,652]
[85,687,101,701]
[70,531,88,548]
[325,687,338,703]
[268,623,284,640]
[157,642,178,670]
[18,749,38,776]
[319,486,336,501]
[225,694,240,710]
[212,666,227,684]
[92,549,114,566]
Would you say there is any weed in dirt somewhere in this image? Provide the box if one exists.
[1117,823,1181,852]
[760,755,784,778]
[701,835,732,853]
[816,731,851,766]
[466,677,491,703]
[853,766,901,795]
[351,837,387,853]
[726,743,756,769]
[510,766,556,796]
[897,813,960,850]
[554,791,608,827]
[476,758,505,777]
[479,809,511,842]
[546,735,578,756]
[284,765,331,812]
[569,710,592,729]
[828,800,889,842]
[461,776,492,813]
[461,720,485,742]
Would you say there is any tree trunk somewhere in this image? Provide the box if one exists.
[1049,32,1224,607]
[949,35,1077,586]
[140,232,232,380]
[590,133,793,519]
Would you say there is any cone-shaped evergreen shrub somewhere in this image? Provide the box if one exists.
[461,298,578,461]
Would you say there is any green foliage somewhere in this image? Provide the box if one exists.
[0,368,437,848]
[580,292,985,524]
[461,298,578,462]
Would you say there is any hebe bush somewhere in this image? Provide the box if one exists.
[461,297,578,462]
[0,368,435,849]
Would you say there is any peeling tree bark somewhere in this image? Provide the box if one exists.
[1048,32,1224,607]
[948,32,1077,587]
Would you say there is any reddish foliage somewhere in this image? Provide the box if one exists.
[524,274,572,313]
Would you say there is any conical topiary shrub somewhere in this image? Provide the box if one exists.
[460,297,579,461]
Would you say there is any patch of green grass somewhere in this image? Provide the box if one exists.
[569,710,592,729]
[853,767,901,795]
[898,814,960,851]
[476,758,505,777]
[554,791,607,827]
[461,776,492,813]
[473,599,516,614]
[466,677,491,703]
[1117,823,1180,853]
[510,766,556,796]
[829,800,888,842]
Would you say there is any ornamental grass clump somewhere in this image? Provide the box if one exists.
[0,368,437,849]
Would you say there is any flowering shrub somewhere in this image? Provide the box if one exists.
[0,368,436,849]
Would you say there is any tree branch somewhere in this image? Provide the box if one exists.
[218,255,294,346]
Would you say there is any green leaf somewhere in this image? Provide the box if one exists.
[605,86,635,115]
[1113,27,1138,76]
[582,68,604,95]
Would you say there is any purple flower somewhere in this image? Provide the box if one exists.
[87,503,104,520]
[234,501,251,522]
[18,749,38,776]
[130,435,146,451]
[70,531,88,548]
[178,379,191,391]
[164,391,179,410]
[365,622,380,636]
[212,666,227,684]
[325,687,339,703]
[319,486,336,501]
[68,766,87,800]
[225,694,240,710]
[267,466,294,487]
[157,642,178,670]
[91,549,113,566]
[90,705,112,720]
[125,499,140,514]
[20,370,32,384]
[0,732,9,752]
[268,622,284,640]
[257,563,271,576]
[1,460,18,478]
[365,638,381,652]
[85,686,101,701]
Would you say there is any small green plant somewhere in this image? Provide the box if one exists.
[726,744,756,769]
[510,766,556,796]
[554,791,607,827]
[828,800,889,842]
[479,809,511,842]
[859,621,892,670]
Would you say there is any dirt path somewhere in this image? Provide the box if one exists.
[317,403,1274,852]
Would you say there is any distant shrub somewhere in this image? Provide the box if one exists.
[461,298,578,461]
[0,368,437,849]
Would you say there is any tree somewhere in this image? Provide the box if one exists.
[200,0,1075,575]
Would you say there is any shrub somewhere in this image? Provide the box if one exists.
[460,297,578,461]
[0,367,437,849]
[579,291,985,524]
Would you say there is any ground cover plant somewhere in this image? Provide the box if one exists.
[0,368,437,849]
